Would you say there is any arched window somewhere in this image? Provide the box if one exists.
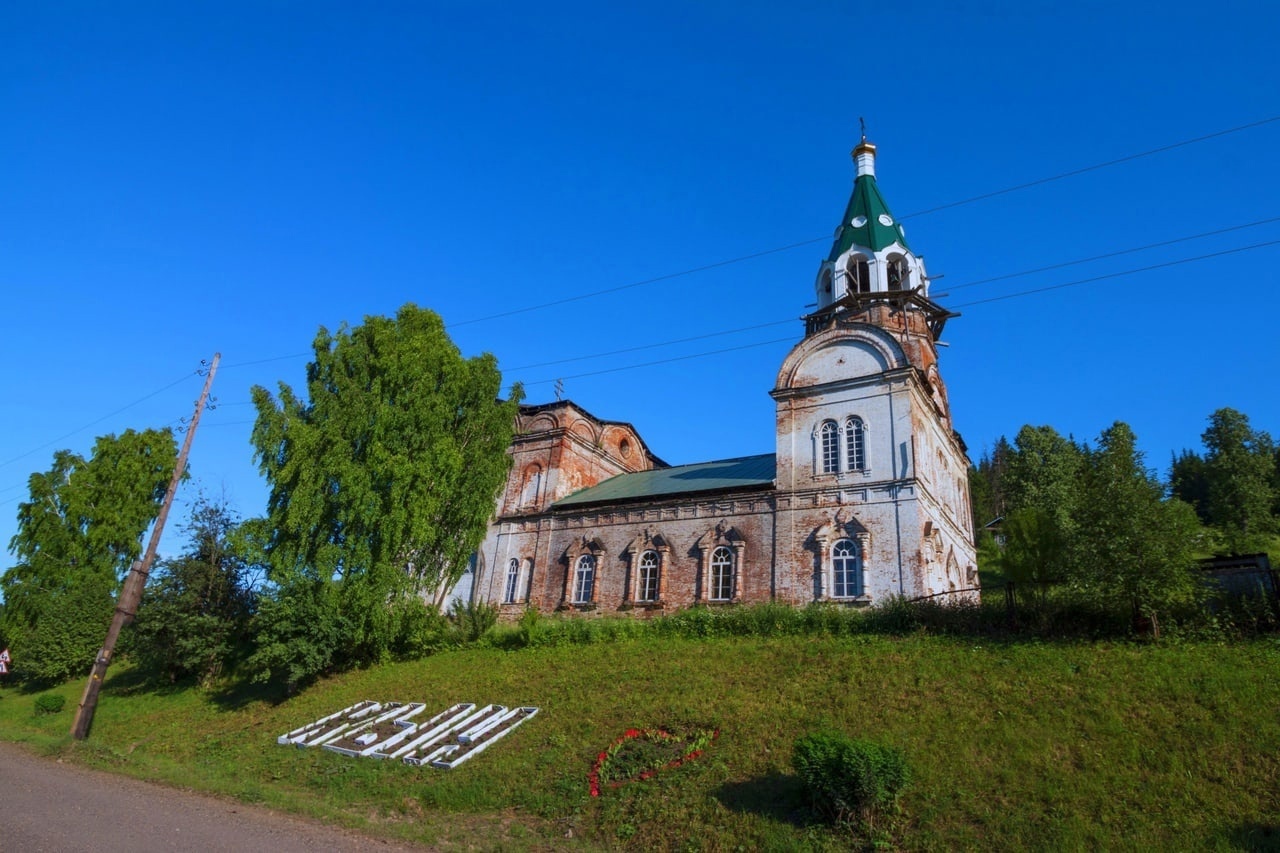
[503,558,520,604]
[845,417,866,471]
[846,255,871,293]
[710,546,734,601]
[820,268,833,296]
[638,550,659,602]
[832,538,862,598]
[573,554,596,604]
[887,255,909,291]
[820,420,840,473]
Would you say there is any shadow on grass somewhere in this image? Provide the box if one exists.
[208,675,291,711]
[1219,823,1280,851]
[713,771,814,828]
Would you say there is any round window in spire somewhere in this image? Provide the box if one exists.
[878,214,894,226]
[851,215,867,228]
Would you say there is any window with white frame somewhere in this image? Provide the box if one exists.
[503,558,520,604]
[845,417,866,471]
[710,546,734,601]
[832,538,862,598]
[816,416,868,475]
[638,550,659,602]
[820,420,840,474]
[573,554,596,604]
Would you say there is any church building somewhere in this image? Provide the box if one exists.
[469,139,978,615]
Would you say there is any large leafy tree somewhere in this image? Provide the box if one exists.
[1071,422,1202,622]
[247,304,520,686]
[1,428,178,682]
[1001,425,1085,585]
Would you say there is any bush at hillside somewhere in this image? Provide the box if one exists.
[793,731,911,828]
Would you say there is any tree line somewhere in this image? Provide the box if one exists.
[969,410,1279,626]
[0,304,519,690]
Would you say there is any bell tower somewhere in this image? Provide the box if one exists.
[770,137,978,603]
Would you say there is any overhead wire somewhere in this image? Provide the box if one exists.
[510,237,1280,385]
[905,115,1280,219]
[521,336,800,387]
[448,114,1280,327]
[946,214,1280,291]
[0,371,199,472]
[5,116,1279,491]
[950,238,1280,308]
[177,116,1280,379]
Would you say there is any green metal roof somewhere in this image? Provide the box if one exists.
[553,453,776,509]
[827,172,911,260]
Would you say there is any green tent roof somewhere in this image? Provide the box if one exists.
[553,454,776,509]
[827,171,911,260]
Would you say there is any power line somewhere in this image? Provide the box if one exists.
[520,336,799,387]
[508,318,798,371]
[906,115,1280,219]
[203,225,1280,398]
[951,238,1280,308]
[511,237,1280,386]
[947,214,1280,291]
[220,352,311,370]
[6,117,1275,482]
[0,372,199,472]
[447,236,828,328]
[448,114,1280,328]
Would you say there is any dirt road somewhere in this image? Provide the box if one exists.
[0,741,427,852]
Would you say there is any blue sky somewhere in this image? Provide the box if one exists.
[3,1,1279,558]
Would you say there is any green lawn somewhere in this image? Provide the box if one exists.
[2,634,1278,850]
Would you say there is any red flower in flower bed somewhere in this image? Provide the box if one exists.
[589,727,718,796]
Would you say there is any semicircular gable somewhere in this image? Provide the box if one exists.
[522,412,560,434]
[775,327,906,390]
[569,419,599,444]
[603,425,641,460]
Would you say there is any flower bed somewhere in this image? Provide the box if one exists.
[589,727,718,796]
[323,703,426,757]
[428,706,540,769]
[280,701,539,769]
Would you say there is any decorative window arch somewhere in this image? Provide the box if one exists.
[886,254,909,291]
[503,558,520,604]
[814,516,871,603]
[572,554,596,604]
[638,550,660,602]
[815,416,870,476]
[820,420,840,474]
[563,536,605,608]
[696,523,745,603]
[710,547,734,601]
[845,417,866,471]
[846,255,871,293]
[626,532,670,606]
[832,539,862,598]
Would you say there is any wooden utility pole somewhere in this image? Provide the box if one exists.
[71,353,220,740]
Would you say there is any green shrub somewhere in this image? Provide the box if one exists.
[447,599,498,643]
[33,693,66,716]
[792,731,911,827]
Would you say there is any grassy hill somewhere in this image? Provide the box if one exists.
[2,631,1278,850]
